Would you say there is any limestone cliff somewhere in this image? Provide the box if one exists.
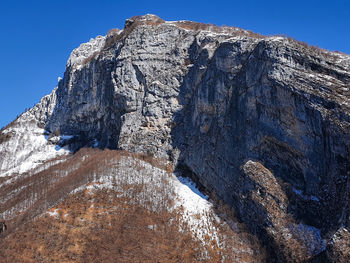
[1,14,349,262]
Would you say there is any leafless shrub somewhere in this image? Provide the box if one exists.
[82,51,100,65]
[279,36,341,61]
[0,132,13,144]
[174,21,264,39]
[103,16,165,50]
[0,117,21,144]
[106,28,120,36]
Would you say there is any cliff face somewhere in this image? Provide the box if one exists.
[1,14,350,262]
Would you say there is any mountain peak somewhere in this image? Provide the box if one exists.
[0,15,349,262]
[124,14,165,29]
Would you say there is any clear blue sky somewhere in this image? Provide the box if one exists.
[1,0,349,128]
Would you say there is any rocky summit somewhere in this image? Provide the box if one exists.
[0,14,349,262]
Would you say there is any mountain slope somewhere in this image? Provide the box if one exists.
[0,149,264,262]
[0,14,349,262]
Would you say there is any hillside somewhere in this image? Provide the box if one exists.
[0,149,265,262]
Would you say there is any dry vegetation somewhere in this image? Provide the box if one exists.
[0,188,204,262]
[277,35,342,61]
[0,118,19,144]
[0,132,12,144]
[103,15,165,50]
[173,21,264,39]
[0,148,265,262]
[0,187,263,262]
[82,51,100,65]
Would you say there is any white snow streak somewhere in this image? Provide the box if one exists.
[69,156,219,243]
[0,111,70,177]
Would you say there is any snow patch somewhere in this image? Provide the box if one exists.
[68,156,220,244]
[0,112,70,177]
[47,209,60,218]
[293,188,320,202]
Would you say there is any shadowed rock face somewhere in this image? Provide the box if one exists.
[234,160,326,262]
[1,14,349,262]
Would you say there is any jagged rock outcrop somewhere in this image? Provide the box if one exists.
[235,160,325,262]
[1,14,350,262]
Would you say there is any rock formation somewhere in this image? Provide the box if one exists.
[1,14,349,262]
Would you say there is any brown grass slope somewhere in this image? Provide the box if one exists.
[0,149,265,262]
